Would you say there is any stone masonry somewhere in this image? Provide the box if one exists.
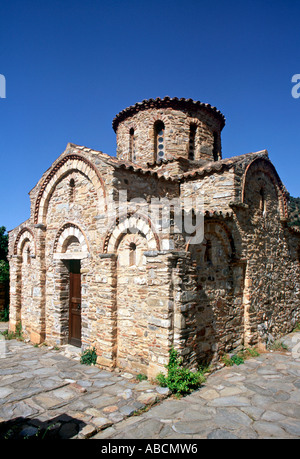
[8,96,300,378]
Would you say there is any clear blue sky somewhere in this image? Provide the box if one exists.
[0,0,299,231]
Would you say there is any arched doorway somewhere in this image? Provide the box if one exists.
[49,223,89,347]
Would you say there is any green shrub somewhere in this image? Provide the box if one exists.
[2,322,23,340]
[0,307,9,322]
[156,348,206,396]
[222,347,260,366]
[80,347,97,365]
[136,373,148,382]
[293,323,300,332]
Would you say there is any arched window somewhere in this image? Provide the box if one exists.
[129,242,137,266]
[154,121,165,161]
[129,128,136,161]
[204,239,213,264]
[26,247,31,265]
[188,124,197,160]
[259,188,266,215]
[69,178,75,203]
[213,132,220,161]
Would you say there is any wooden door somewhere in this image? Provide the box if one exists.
[69,260,81,347]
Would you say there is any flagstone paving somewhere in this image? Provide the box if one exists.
[93,332,300,440]
[0,336,169,439]
[1,328,300,439]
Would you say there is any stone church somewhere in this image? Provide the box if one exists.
[8,97,300,377]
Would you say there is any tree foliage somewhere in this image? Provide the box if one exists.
[0,226,8,261]
[288,196,300,227]
[0,226,9,320]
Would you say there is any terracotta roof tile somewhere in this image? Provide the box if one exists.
[112,96,226,132]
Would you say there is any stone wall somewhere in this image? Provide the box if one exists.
[7,102,300,379]
[115,106,223,165]
[237,163,300,345]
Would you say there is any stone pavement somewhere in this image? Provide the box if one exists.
[0,333,169,439]
[1,326,300,439]
[93,332,300,440]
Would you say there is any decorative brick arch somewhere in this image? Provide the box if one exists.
[103,212,160,253]
[148,113,171,160]
[185,216,235,257]
[53,223,89,254]
[241,157,288,220]
[34,153,107,224]
[14,228,36,256]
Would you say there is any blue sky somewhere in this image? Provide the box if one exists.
[0,0,299,231]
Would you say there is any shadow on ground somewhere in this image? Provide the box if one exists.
[0,414,86,439]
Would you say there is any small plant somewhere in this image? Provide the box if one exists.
[80,347,97,366]
[2,323,23,341]
[245,347,260,358]
[156,348,206,396]
[293,323,300,332]
[222,347,260,366]
[0,307,9,322]
[136,373,147,382]
[268,340,288,351]
[15,323,23,340]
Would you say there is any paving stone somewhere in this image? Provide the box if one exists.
[102,405,119,414]
[253,421,291,438]
[173,420,215,436]
[79,424,97,438]
[262,410,287,422]
[207,429,239,439]
[214,407,253,430]
[198,388,219,400]
[32,393,65,409]
[275,403,300,419]
[137,392,158,405]
[177,406,216,421]
[2,335,300,439]
[155,386,171,396]
[51,387,78,401]
[208,395,251,407]
[91,417,113,429]
[124,419,163,439]
[93,379,116,388]
[0,387,14,398]
[119,402,145,416]
[279,419,300,437]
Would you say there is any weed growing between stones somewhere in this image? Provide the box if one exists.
[267,340,289,352]
[80,347,97,365]
[222,347,260,367]
[2,322,23,341]
[136,373,148,382]
[156,348,206,397]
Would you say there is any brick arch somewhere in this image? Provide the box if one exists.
[148,113,171,144]
[185,218,235,257]
[14,228,36,256]
[34,153,107,224]
[103,212,160,253]
[241,157,288,220]
[188,117,202,128]
[53,223,89,254]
